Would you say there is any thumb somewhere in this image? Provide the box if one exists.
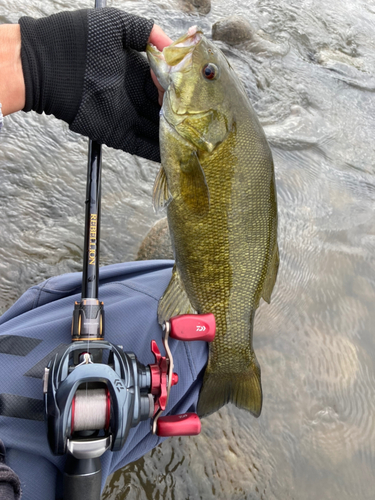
[148,25,172,105]
[148,24,172,51]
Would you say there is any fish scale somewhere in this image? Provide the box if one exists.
[147,27,278,418]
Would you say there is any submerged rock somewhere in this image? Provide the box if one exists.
[316,48,363,70]
[212,16,255,45]
[136,218,173,261]
[147,0,210,15]
[212,17,287,55]
[178,0,211,15]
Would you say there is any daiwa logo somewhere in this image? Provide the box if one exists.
[114,379,124,392]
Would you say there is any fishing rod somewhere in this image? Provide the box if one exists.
[42,1,216,499]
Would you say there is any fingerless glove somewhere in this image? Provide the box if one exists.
[19,8,161,162]
[0,441,21,500]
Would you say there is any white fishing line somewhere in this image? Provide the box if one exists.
[72,388,108,432]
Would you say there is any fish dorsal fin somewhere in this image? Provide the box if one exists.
[179,151,210,216]
[261,243,279,304]
[157,264,197,325]
[153,165,171,213]
[175,110,230,153]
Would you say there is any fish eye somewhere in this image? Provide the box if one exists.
[202,63,218,80]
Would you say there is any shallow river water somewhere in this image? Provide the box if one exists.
[1,0,375,499]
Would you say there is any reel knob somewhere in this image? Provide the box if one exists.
[168,313,216,342]
[156,413,201,437]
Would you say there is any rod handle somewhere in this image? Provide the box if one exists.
[63,456,101,500]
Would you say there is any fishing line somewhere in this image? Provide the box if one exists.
[71,388,109,432]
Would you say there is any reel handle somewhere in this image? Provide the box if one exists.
[151,313,216,437]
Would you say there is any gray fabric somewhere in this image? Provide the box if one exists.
[0,103,3,132]
[0,260,209,500]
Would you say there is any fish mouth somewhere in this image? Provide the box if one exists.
[147,26,203,90]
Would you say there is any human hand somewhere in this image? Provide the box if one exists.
[0,439,21,499]
[0,25,25,116]
[148,25,172,105]
[19,8,171,162]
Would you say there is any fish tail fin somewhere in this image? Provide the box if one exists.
[197,359,262,418]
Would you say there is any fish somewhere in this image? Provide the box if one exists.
[147,26,279,418]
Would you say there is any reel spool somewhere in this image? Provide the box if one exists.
[71,388,110,433]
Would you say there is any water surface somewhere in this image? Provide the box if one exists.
[1,0,375,498]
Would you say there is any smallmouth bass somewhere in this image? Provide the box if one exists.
[147,27,279,418]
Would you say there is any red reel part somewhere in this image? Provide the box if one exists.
[169,313,216,342]
[157,413,201,437]
[149,313,216,437]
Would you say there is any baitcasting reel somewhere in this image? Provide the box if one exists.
[43,312,215,460]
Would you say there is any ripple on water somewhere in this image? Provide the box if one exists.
[103,405,295,500]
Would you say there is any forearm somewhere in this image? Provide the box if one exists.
[0,24,25,116]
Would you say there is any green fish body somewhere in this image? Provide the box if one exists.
[147,27,279,418]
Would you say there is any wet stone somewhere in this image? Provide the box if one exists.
[212,16,255,45]
[136,218,174,261]
[178,0,211,15]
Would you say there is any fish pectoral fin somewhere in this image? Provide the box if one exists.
[153,164,172,213]
[261,243,279,304]
[179,151,210,216]
[158,264,197,325]
[175,110,230,154]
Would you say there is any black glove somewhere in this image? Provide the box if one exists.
[19,8,161,162]
[0,440,21,500]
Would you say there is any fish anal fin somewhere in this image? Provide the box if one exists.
[261,243,279,304]
[179,151,210,216]
[153,165,171,213]
[158,264,197,325]
[197,356,262,418]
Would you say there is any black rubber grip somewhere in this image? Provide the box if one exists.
[63,456,102,500]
